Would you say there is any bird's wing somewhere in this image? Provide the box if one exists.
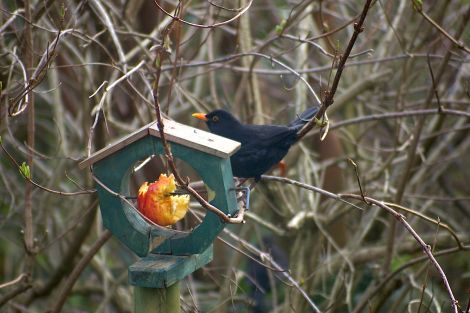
[230,139,287,179]
[241,125,296,148]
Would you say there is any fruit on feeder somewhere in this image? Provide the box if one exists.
[137,174,190,226]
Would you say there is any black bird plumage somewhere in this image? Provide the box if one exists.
[194,107,319,181]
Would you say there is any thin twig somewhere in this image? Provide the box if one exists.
[0,9,25,34]
[0,139,95,196]
[262,174,463,313]
[426,52,443,112]
[383,202,463,249]
[0,274,29,290]
[0,280,32,308]
[340,194,459,313]
[158,51,322,105]
[9,29,65,116]
[280,33,374,59]
[347,158,371,205]
[105,60,146,91]
[89,0,126,68]
[413,2,470,54]
[327,108,470,131]
[389,6,470,275]
[261,175,364,212]
[297,0,374,140]
[153,0,253,29]
[158,52,461,76]
[221,227,323,313]
[351,245,469,313]
[151,28,245,224]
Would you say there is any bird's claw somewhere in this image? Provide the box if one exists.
[230,186,251,211]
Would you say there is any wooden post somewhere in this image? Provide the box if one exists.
[134,282,180,313]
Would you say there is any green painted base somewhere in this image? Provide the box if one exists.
[128,245,213,288]
[134,283,180,313]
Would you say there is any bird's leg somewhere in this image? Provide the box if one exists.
[230,186,251,211]
[240,180,258,209]
[240,186,251,211]
[228,177,258,214]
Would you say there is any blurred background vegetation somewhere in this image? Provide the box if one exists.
[1,0,469,312]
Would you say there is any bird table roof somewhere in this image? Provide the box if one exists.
[79,119,241,169]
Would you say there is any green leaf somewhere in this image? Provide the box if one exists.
[314,117,327,128]
[163,34,172,54]
[412,0,423,11]
[19,162,31,179]
[60,2,66,18]
[275,19,286,35]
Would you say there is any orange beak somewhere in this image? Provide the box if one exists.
[192,112,208,121]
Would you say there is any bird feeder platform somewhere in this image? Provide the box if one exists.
[129,245,213,288]
[80,118,241,292]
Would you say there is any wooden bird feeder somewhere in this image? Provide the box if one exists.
[79,118,240,301]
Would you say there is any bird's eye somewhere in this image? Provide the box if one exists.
[212,116,219,122]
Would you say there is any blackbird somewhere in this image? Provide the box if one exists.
[192,107,319,181]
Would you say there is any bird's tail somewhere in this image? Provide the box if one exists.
[287,106,320,131]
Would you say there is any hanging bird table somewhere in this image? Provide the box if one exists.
[79,118,241,312]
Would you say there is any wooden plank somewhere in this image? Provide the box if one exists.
[79,119,241,169]
[148,119,240,159]
[129,246,213,288]
[78,122,153,169]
